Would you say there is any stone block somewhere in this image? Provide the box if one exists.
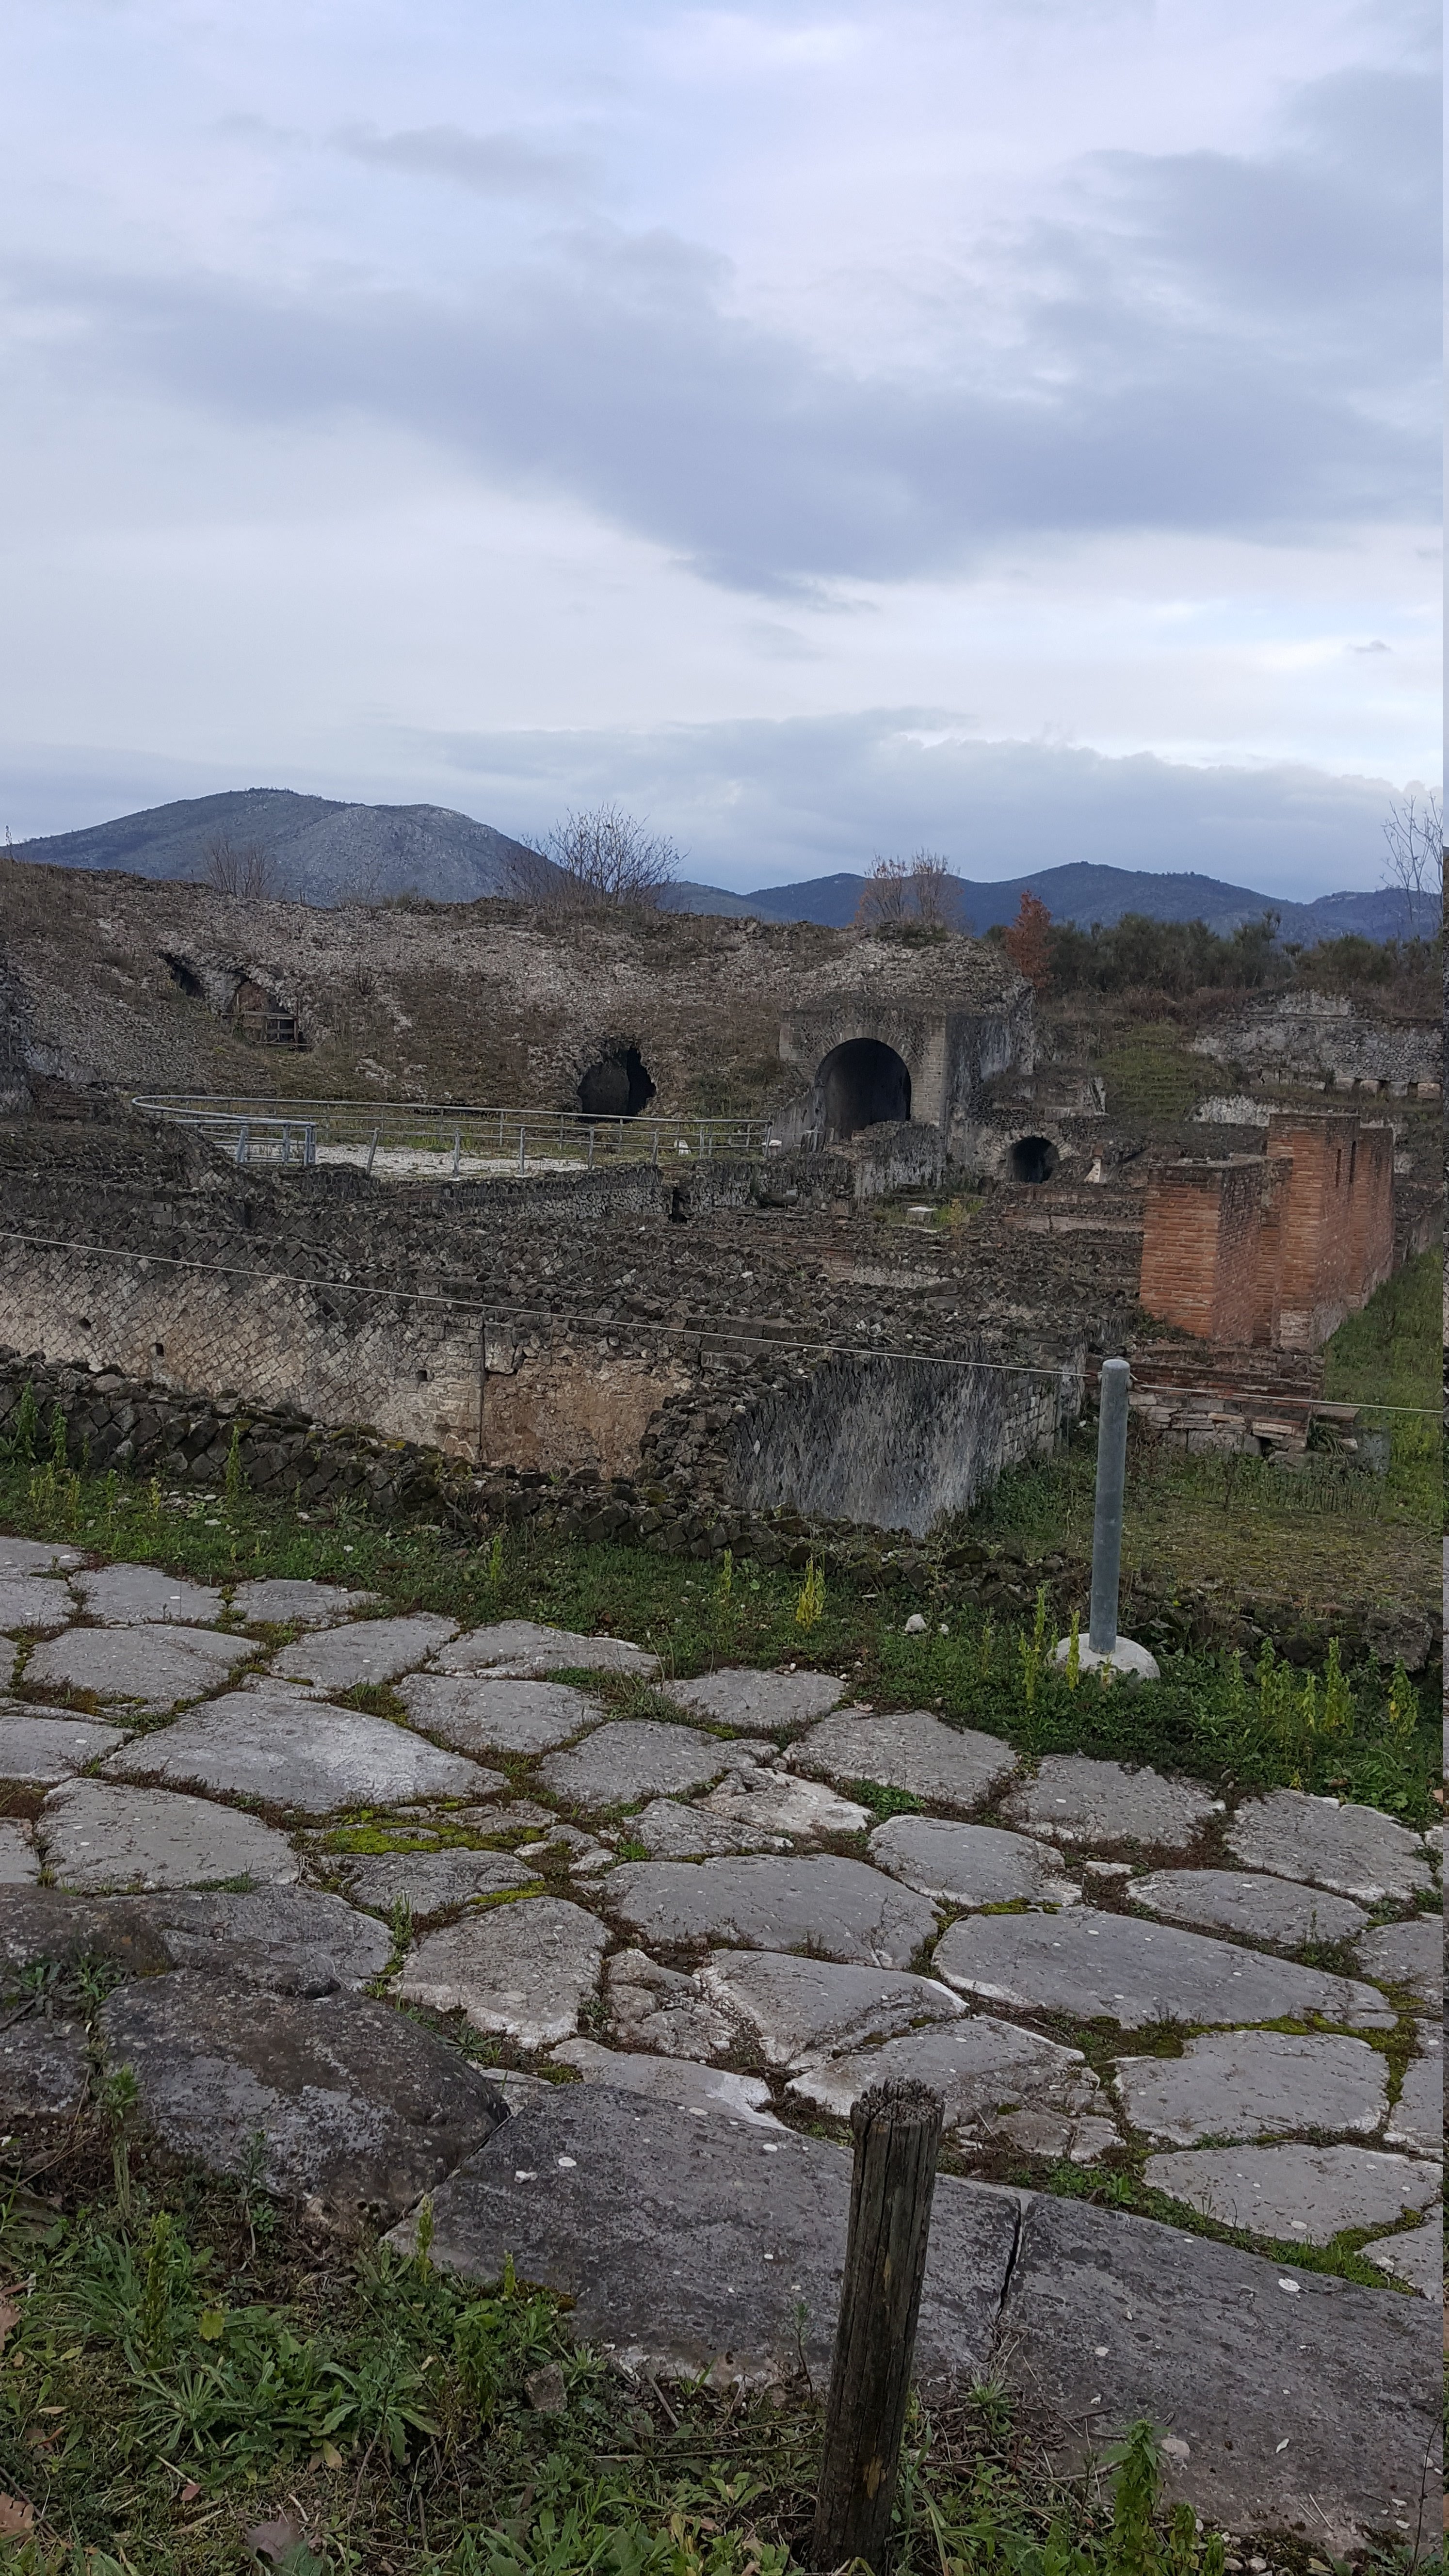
[538,1722,745,1810]
[1384,2046,1443,2156]
[631,1798,781,1859]
[0,1708,129,1785]
[1129,1869,1367,1948]
[103,1690,502,1814]
[789,2015,1108,2160]
[75,1563,223,1626]
[341,1848,539,1918]
[135,1885,391,1993]
[41,1778,299,1893]
[232,1579,380,1627]
[0,2017,88,2120]
[934,1907,1393,2030]
[869,1817,1077,1907]
[1354,1912,1442,2007]
[550,2038,778,2122]
[998,2191,1441,2548]
[605,1854,938,1968]
[274,1613,458,1691]
[696,1948,964,2066]
[101,1971,506,2222]
[387,2085,1020,2387]
[788,1707,1016,1810]
[1002,1756,1220,1852]
[670,1669,845,1730]
[398,1896,608,2048]
[0,1578,74,1632]
[0,1541,81,1576]
[437,1622,659,1679]
[1365,2206,1442,2298]
[1224,1789,1433,1903]
[27,1624,246,1714]
[0,1820,38,1886]
[397,1673,604,1756]
[1111,2031,1388,2146]
[698,1764,869,1840]
[1143,2142,1440,2243]
[605,1948,735,2059]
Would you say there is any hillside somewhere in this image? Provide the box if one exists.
[8,789,546,907]
[7,792,1415,939]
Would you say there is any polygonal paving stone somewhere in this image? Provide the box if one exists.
[0,1889,174,1982]
[788,1708,1016,1810]
[1143,2142,1440,2243]
[0,1577,74,1631]
[869,1817,1077,1908]
[41,1778,299,1892]
[632,1798,781,1860]
[537,1721,741,1811]
[0,1821,38,1885]
[1365,2206,1442,2297]
[341,1848,540,1918]
[398,1896,608,2048]
[273,1613,458,1691]
[699,1763,869,1840]
[551,2038,778,2121]
[135,1886,391,1993]
[103,1690,501,1814]
[76,1563,224,1625]
[102,1971,506,2221]
[1354,1912,1442,2007]
[696,1949,964,2067]
[387,2085,1020,2388]
[438,1621,659,1679]
[605,1948,736,2059]
[231,1578,380,1626]
[1002,1756,1220,1852]
[1224,1788,1433,1904]
[606,1855,938,1968]
[998,2192,1440,2549]
[934,1908,1393,2030]
[1111,2031,1388,2146]
[0,1708,129,1783]
[0,1539,82,1575]
[27,1624,246,1713]
[789,2016,1108,2160]
[670,1670,845,1730]
[1129,1869,1368,1948]
[0,2017,88,2119]
[1384,2047,1443,2156]
[397,1672,603,1757]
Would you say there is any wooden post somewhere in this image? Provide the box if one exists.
[811,2079,943,2574]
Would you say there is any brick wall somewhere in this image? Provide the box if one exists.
[1140,1114,1406,1351]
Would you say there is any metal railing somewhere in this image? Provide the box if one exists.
[132,1095,782,1172]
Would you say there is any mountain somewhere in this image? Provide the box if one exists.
[6,789,547,906]
[662,863,1414,942]
[7,791,1414,939]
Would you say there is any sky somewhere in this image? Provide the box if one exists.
[0,0,1440,896]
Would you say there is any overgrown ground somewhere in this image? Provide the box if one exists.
[976,1254,1443,1633]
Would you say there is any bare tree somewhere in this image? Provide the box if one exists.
[1381,790,1443,938]
[202,834,279,901]
[511,803,681,913]
[855,849,962,933]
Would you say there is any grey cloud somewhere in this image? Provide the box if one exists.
[7,65,1436,589]
[414,712,1407,902]
[336,122,595,202]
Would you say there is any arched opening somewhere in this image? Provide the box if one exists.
[1009,1134,1059,1185]
[162,953,204,999]
[816,1038,911,1141]
[578,1044,656,1117]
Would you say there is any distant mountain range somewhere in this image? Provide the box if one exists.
[5,789,1414,941]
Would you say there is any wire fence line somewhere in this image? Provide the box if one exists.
[131,1095,782,1171]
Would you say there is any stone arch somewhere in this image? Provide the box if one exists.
[815,1037,912,1141]
[578,1043,656,1117]
[1008,1133,1059,1185]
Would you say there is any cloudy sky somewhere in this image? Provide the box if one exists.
[1,0,1439,893]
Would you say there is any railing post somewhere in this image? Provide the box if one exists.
[366,1127,379,1176]
[588,1127,595,1169]
[517,1123,526,1174]
[811,2080,944,2574]
[452,1127,462,1176]
[233,1121,250,1166]
[652,1123,660,1164]
[304,1122,316,1168]
[1089,1357,1130,1654]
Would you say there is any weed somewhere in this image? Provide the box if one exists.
[794,1558,826,1630]
[224,1423,246,1508]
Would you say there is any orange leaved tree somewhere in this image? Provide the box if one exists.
[1002,890,1053,992]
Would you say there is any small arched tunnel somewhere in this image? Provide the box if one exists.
[578,1044,657,1118]
[1009,1133,1059,1185]
[816,1038,912,1142]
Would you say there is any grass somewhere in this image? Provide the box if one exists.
[976,1254,1443,1624]
[0,2126,1427,2576]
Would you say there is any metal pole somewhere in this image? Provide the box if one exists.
[304,1123,316,1168]
[366,1127,379,1175]
[588,1127,595,1169]
[1089,1357,1131,1656]
[452,1127,461,1176]
[234,1121,249,1166]
[517,1123,526,1173]
[652,1123,660,1164]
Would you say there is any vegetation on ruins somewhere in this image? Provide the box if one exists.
[853,853,960,935]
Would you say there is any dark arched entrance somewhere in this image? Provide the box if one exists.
[816,1038,911,1141]
[1009,1134,1058,1185]
[578,1044,656,1117]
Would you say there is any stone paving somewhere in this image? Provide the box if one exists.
[0,1571,1438,2540]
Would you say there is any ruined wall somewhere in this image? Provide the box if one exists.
[1191,994,1441,1094]
[722,1347,1079,1537]
[1139,1161,1268,1344]
[1267,1115,1395,1352]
